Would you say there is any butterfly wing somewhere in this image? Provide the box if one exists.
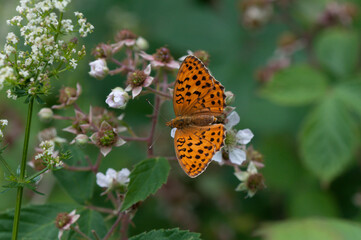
[173,56,225,116]
[174,124,225,178]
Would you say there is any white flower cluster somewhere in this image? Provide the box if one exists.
[35,140,63,168]
[0,0,93,99]
[0,119,8,139]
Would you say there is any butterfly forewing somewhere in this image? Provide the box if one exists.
[173,56,225,116]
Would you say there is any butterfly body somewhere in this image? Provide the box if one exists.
[166,115,217,129]
[168,55,226,178]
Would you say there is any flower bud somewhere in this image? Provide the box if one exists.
[225,91,235,105]
[73,134,89,145]
[89,58,109,80]
[135,37,149,50]
[38,108,54,122]
[105,87,129,109]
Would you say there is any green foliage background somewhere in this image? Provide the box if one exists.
[0,0,361,239]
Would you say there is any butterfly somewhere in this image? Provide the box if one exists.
[166,55,226,178]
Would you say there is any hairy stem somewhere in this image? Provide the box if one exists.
[12,97,34,240]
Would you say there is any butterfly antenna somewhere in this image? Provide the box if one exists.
[145,99,168,123]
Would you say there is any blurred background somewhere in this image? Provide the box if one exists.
[1,0,361,239]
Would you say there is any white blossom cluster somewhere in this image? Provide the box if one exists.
[0,119,8,139]
[0,0,93,100]
[35,140,63,168]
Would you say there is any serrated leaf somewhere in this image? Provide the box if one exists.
[0,204,107,240]
[334,78,361,117]
[261,64,327,106]
[129,228,201,240]
[257,218,361,240]
[121,157,170,211]
[315,28,359,78]
[299,94,358,182]
[53,146,94,204]
[0,204,75,240]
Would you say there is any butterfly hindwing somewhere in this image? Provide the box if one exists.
[174,124,225,178]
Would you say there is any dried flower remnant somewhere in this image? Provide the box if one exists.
[52,83,82,109]
[239,0,273,29]
[318,2,358,27]
[234,161,265,197]
[140,47,180,70]
[125,64,154,98]
[55,210,80,240]
[90,121,126,156]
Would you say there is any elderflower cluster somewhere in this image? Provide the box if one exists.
[35,140,63,169]
[0,0,93,100]
[0,119,8,139]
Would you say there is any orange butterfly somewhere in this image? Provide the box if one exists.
[166,55,226,178]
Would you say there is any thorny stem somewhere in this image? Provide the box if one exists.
[103,213,123,240]
[120,213,131,240]
[86,205,116,215]
[71,225,92,240]
[12,97,34,240]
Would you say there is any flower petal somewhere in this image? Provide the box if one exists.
[115,137,126,147]
[229,148,246,165]
[100,146,112,157]
[139,51,154,61]
[212,150,223,164]
[225,111,240,130]
[143,76,154,87]
[132,86,142,98]
[234,171,249,181]
[236,129,254,145]
[125,85,132,92]
[96,172,110,188]
[144,64,151,75]
[170,128,177,138]
[166,60,180,69]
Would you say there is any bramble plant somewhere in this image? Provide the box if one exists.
[0,1,265,240]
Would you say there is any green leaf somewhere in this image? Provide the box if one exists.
[53,146,94,204]
[121,157,170,211]
[257,218,361,240]
[261,64,328,106]
[315,28,359,78]
[299,93,358,182]
[0,204,107,240]
[129,228,201,240]
[0,204,75,240]
[334,78,361,117]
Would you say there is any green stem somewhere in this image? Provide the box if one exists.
[24,166,50,182]
[12,97,34,240]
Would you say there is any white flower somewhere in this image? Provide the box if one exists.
[105,87,129,109]
[0,119,8,127]
[96,168,130,189]
[69,59,77,69]
[6,32,18,44]
[212,111,254,166]
[89,58,109,80]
